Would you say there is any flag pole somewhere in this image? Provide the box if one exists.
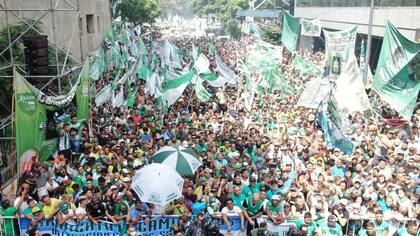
[364,0,374,81]
[12,66,18,181]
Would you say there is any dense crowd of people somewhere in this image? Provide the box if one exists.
[0,23,419,236]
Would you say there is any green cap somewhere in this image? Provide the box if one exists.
[59,204,69,212]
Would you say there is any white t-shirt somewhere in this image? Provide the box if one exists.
[221,206,242,216]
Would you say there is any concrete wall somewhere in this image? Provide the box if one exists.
[0,0,112,62]
[295,6,420,41]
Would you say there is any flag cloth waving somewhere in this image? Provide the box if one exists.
[373,21,420,120]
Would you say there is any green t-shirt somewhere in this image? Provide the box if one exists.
[244,196,263,216]
[317,219,342,236]
[114,202,129,216]
[266,202,283,216]
[371,220,389,235]
[3,206,17,235]
[396,227,418,236]
[242,182,262,197]
[195,143,208,153]
[230,193,246,209]
[295,219,316,236]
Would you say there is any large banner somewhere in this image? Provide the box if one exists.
[76,60,91,120]
[15,71,47,169]
[17,216,291,236]
[281,12,300,53]
[323,27,357,75]
[373,21,420,120]
[300,18,321,37]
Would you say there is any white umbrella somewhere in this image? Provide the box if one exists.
[131,163,184,206]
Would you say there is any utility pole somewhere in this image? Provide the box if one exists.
[364,0,374,81]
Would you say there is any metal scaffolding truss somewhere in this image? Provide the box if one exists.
[0,0,82,89]
[0,0,85,187]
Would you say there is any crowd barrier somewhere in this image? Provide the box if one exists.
[0,215,293,236]
[1,215,417,236]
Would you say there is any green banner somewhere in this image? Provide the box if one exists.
[15,71,47,168]
[76,60,91,120]
[373,21,420,119]
[281,12,300,53]
[323,27,357,75]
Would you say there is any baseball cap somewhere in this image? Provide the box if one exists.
[272,195,280,201]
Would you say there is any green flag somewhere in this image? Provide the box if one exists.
[281,11,300,53]
[291,55,323,77]
[162,70,195,106]
[15,70,47,167]
[208,42,216,57]
[76,60,91,120]
[194,76,211,101]
[323,27,357,75]
[373,21,420,119]
[124,88,138,108]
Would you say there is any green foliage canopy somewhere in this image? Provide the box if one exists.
[117,0,161,26]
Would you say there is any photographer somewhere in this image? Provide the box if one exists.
[184,212,207,236]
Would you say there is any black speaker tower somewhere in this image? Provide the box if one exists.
[23,35,49,84]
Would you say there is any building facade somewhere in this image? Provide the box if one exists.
[0,0,112,62]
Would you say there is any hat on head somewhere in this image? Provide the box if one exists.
[339,198,349,205]
[59,204,69,212]
[32,207,41,214]
[272,195,280,201]
[199,176,207,182]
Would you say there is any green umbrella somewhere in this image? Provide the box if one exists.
[152,145,202,176]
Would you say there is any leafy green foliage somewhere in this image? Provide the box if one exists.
[189,0,248,22]
[117,0,161,26]
[262,26,282,44]
[226,19,241,39]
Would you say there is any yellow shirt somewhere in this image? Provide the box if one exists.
[42,198,61,218]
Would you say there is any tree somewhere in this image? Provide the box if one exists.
[225,19,241,39]
[117,0,161,26]
[263,26,282,44]
[188,0,248,22]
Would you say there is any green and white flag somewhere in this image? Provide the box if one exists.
[95,85,112,107]
[215,53,237,85]
[373,21,420,119]
[300,18,321,37]
[124,88,138,108]
[193,53,210,74]
[76,60,91,120]
[297,78,331,109]
[194,76,211,102]
[334,55,371,113]
[323,27,357,75]
[162,70,195,106]
[281,11,300,53]
[291,55,324,78]
[112,87,124,108]
[208,42,216,57]
[199,71,227,88]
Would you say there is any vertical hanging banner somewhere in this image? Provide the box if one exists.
[15,70,47,169]
[323,27,357,75]
[373,21,420,120]
[76,60,91,120]
[281,11,300,53]
[300,18,321,37]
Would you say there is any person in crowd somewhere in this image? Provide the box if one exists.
[3,25,418,236]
